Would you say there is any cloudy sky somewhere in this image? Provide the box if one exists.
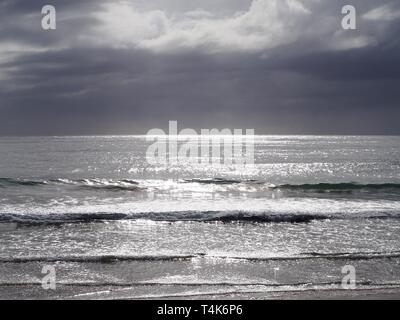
[1,0,400,135]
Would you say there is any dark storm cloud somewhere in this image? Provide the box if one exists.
[0,0,400,135]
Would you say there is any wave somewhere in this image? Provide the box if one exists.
[274,183,400,192]
[205,213,329,223]
[1,207,400,225]
[0,178,48,187]
[184,179,400,193]
[0,178,142,191]
[184,178,255,185]
[0,254,196,263]
[207,179,400,189]
[2,177,400,193]
[2,250,400,264]
[1,280,399,288]
[226,250,400,261]
[105,283,400,299]
[0,211,332,225]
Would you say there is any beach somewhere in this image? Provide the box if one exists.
[1,252,400,299]
[1,135,400,300]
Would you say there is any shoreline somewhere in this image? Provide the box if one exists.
[1,283,400,300]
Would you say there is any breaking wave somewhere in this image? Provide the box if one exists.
[0,210,399,225]
[0,178,142,191]
[2,250,400,264]
[2,177,400,193]
[186,178,400,192]
[0,211,330,225]
[274,183,400,192]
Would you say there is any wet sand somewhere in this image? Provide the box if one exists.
[1,283,400,300]
[1,257,400,300]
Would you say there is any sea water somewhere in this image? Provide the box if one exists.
[0,135,400,299]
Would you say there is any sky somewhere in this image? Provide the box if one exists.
[0,0,400,135]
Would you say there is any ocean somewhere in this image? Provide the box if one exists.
[1,135,400,299]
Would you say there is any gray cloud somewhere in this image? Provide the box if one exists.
[0,0,399,135]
